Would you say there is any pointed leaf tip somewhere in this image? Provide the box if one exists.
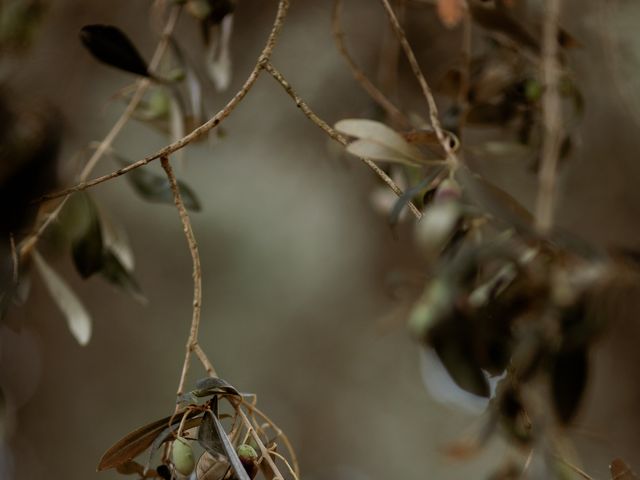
[80,24,149,77]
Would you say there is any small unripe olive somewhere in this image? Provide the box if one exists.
[237,444,259,478]
[171,437,196,476]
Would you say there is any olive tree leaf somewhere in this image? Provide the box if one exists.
[193,377,240,397]
[97,411,202,471]
[111,154,201,211]
[101,214,135,272]
[335,119,428,166]
[206,14,234,91]
[100,251,146,304]
[202,411,251,480]
[32,251,91,346]
[197,410,226,460]
[70,193,104,279]
[80,25,149,77]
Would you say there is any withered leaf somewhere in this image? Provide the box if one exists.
[80,25,149,77]
[97,410,201,471]
[194,377,240,398]
[204,410,251,480]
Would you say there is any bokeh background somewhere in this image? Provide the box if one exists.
[1,0,640,479]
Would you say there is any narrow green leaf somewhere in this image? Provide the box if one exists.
[33,251,91,345]
[80,25,149,77]
[112,154,201,211]
[100,250,146,304]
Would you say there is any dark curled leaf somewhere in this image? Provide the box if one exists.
[98,410,201,471]
[551,346,588,424]
[194,377,240,397]
[80,25,149,77]
[197,409,226,460]
[101,250,146,303]
[114,155,201,211]
[205,410,251,480]
[71,193,104,278]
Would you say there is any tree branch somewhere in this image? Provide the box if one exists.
[263,61,422,219]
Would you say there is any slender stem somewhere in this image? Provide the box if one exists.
[36,0,290,204]
[160,156,212,395]
[263,61,422,219]
[534,0,562,234]
[331,0,410,127]
[379,0,459,169]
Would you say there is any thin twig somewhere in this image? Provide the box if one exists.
[160,156,213,396]
[379,0,460,169]
[19,6,182,259]
[331,0,410,127]
[36,0,290,204]
[263,61,422,219]
[534,0,562,234]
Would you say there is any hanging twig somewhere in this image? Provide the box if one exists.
[160,156,213,396]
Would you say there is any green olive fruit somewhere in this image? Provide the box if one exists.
[171,437,195,476]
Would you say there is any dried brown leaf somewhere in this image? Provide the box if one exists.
[97,411,201,471]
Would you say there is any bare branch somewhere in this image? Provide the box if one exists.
[160,156,214,395]
[263,61,422,219]
[379,0,460,169]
